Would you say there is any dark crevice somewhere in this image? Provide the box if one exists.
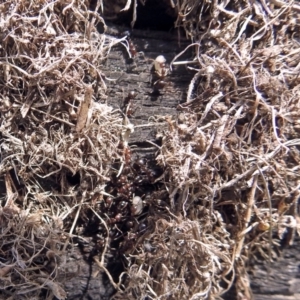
[98,0,177,32]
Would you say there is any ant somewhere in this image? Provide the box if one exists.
[132,158,158,184]
[122,90,137,117]
[123,31,137,58]
[128,38,137,58]
[152,55,169,92]
[154,55,168,78]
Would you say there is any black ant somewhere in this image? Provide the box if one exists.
[132,158,158,184]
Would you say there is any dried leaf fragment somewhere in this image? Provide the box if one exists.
[0,265,13,277]
[45,280,67,300]
[76,85,93,132]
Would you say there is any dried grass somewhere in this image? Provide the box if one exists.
[112,0,300,299]
[0,0,127,298]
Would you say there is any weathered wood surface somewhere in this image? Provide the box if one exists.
[251,237,300,300]
[57,28,300,300]
[56,247,115,300]
[103,27,193,153]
